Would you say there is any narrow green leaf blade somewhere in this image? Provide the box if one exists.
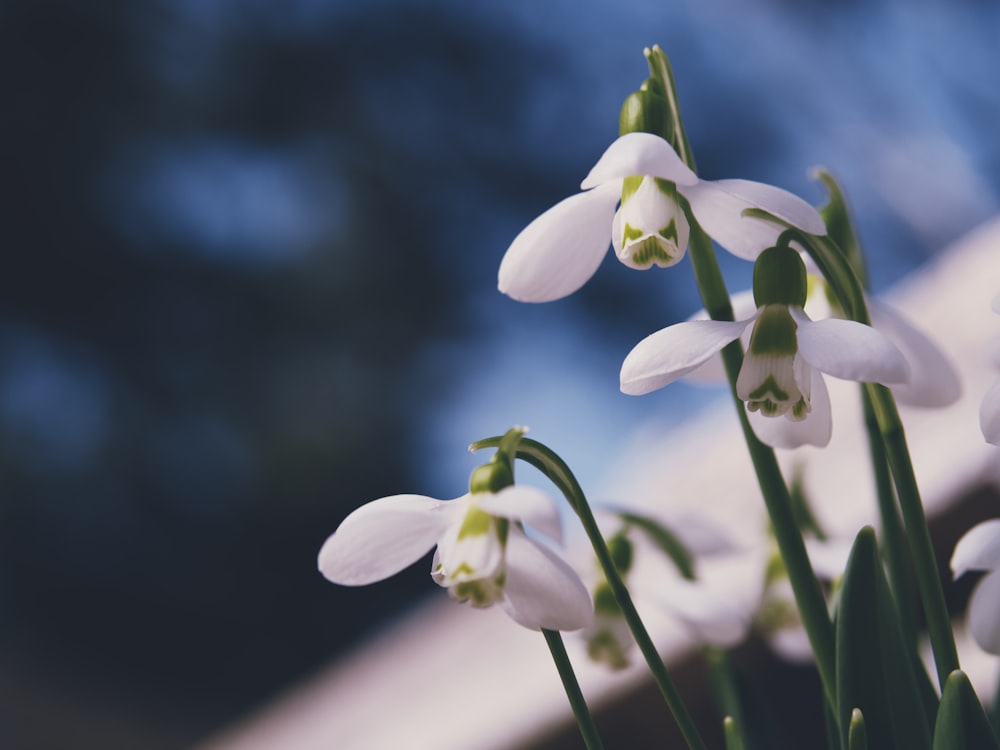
[933,670,1000,750]
[836,526,932,750]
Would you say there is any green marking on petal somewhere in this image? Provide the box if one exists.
[623,223,645,243]
[748,375,790,402]
[791,398,810,419]
[624,235,678,269]
[457,506,493,540]
[659,219,678,242]
[452,562,475,578]
[748,306,798,356]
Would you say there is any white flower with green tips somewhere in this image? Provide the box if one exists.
[620,245,910,448]
[318,481,593,632]
[498,132,826,302]
[951,519,1000,654]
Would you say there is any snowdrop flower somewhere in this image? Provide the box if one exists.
[685,284,961,410]
[620,245,910,448]
[579,509,755,669]
[980,292,1000,445]
[951,519,1000,654]
[318,467,593,632]
[498,132,826,302]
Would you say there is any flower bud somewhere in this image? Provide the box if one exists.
[753,245,808,308]
[619,78,674,142]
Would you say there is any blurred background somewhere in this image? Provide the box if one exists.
[1,0,999,747]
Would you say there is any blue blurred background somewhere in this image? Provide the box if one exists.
[1,0,998,747]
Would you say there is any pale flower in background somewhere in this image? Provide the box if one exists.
[951,519,1000,654]
[498,132,825,302]
[578,507,758,669]
[980,292,1000,445]
[319,485,593,631]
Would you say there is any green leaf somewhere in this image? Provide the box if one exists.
[836,526,933,750]
[618,512,695,580]
[933,670,1000,750]
[848,709,868,750]
[723,716,746,750]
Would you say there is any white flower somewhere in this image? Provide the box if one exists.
[758,535,853,663]
[685,287,961,410]
[980,292,1000,445]
[619,293,910,449]
[498,132,826,302]
[578,509,756,669]
[951,519,1000,654]
[318,485,593,631]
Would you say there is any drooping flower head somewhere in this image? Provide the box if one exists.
[620,245,910,448]
[498,132,826,303]
[951,519,1000,654]
[318,430,593,631]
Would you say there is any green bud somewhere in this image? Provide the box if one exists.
[606,533,634,574]
[468,461,513,495]
[619,78,673,141]
[753,245,808,308]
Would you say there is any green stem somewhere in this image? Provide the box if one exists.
[864,383,959,687]
[860,386,918,647]
[687,227,839,713]
[778,226,959,687]
[542,629,606,750]
[471,436,709,750]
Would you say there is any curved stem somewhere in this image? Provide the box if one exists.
[542,629,606,750]
[471,436,709,750]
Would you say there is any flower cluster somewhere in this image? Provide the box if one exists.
[318,44,1000,750]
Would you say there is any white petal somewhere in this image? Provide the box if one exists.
[993,292,1000,315]
[498,182,621,302]
[793,311,910,385]
[475,485,562,542]
[681,178,825,260]
[434,517,504,582]
[980,378,1000,446]
[580,132,698,189]
[501,530,594,631]
[748,367,832,449]
[318,494,464,585]
[620,318,753,396]
[768,625,814,664]
[683,290,758,383]
[967,571,1000,654]
[805,536,854,580]
[868,300,961,407]
[951,519,1000,577]
[659,579,751,647]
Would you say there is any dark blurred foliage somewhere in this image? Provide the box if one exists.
[0,1,585,745]
[1,0,999,747]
